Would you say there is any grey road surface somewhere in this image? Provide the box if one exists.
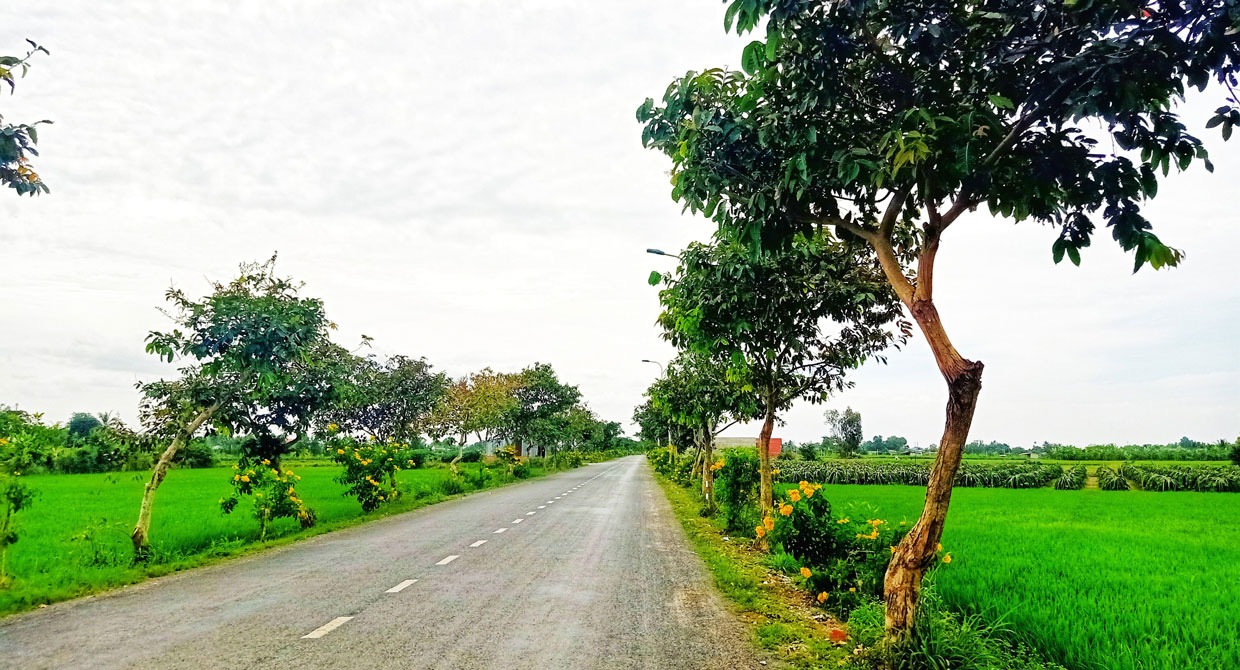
[0,456,761,669]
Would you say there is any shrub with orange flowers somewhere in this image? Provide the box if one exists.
[770,482,919,616]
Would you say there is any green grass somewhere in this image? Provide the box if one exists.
[1,462,547,616]
[654,473,848,669]
[789,483,1240,670]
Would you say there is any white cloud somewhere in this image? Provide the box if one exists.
[0,1,1236,447]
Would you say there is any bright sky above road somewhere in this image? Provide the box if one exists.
[1,1,1236,447]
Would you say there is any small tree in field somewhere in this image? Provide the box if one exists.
[639,0,1240,638]
[132,258,335,557]
[825,407,864,458]
[1,40,52,196]
[647,351,759,512]
[654,235,903,516]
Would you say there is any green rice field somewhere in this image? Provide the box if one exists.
[810,484,1240,670]
[0,462,543,616]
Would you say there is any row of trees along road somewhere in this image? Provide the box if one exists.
[131,257,615,558]
[638,0,1240,643]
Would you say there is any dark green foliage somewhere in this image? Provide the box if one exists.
[1096,466,1131,491]
[1231,442,1240,467]
[172,441,215,469]
[1054,465,1087,491]
[66,414,102,441]
[797,441,818,461]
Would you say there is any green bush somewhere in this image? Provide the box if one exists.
[771,482,916,616]
[798,442,818,461]
[511,462,532,479]
[328,439,402,512]
[439,476,466,495]
[551,450,584,470]
[406,449,431,468]
[715,448,760,534]
[173,441,216,469]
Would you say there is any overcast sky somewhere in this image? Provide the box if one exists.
[1,1,1236,447]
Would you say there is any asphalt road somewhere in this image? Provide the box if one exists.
[0,456,760,669]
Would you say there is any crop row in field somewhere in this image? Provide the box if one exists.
[776,459,1240,493]
[775,459,1062,489]
[809,483,1240,670]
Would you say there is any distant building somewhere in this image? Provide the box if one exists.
[715,436,782,456]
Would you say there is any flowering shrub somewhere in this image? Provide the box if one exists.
[772,481,937,616]
[220,458,315,539]
[329,439,409,512]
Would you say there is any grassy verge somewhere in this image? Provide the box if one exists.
[655,473,849,669]
[658,471,1069,670]
[2,460,573,617]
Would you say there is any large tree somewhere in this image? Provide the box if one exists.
[1,40,51,196]
[639,0,1239,637]
[326,354,448,444]
[654,235,903,516]
[505,363,581,458]
[132,258,335,557]
[824,407,864,458]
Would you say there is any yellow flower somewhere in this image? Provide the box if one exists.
[804,487,815,498]
[935,542,943,552]
[328,423,339,431]
[788,490,801,502]
[848,587,856,593]
[261,459,270,465]
[763,516,775,531]
[799,480,810,490]
[890,546,897,554]
[942,553,952,564]
[240,475,249,483]
[817,592,829,603]
[337,449,345,455]
[755,526,767,538]
[772,468,780,475]
[780,504,794,517]
[800,567,812,578]
[837,517,850,524]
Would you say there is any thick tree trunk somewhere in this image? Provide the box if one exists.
[882,298,983,640]
[131,402,220,560]
[756,398,776,515]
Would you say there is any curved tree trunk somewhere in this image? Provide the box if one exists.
[131,402,220,560]
[449,432,467,475]
[756,396,777,516]
[882,298,983,639]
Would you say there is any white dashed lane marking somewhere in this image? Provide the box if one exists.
[303,616,353,639]
[386,579,418,594]
[436,555,459,565]
[494,528,508,533]
[513,519,524,524]
[469,540,487,548]
[538,505,546,509]
[526,512,536,516]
